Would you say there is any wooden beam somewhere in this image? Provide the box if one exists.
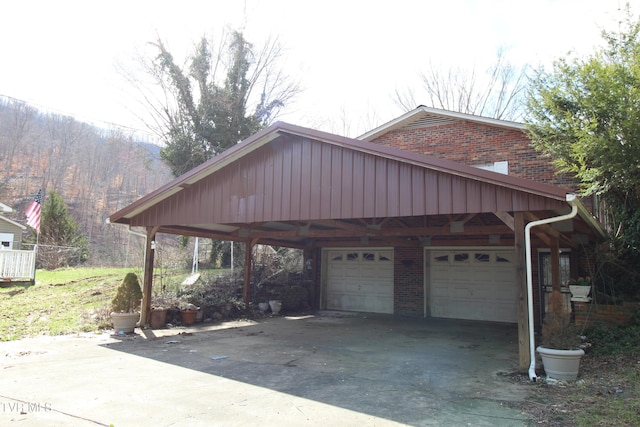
[140,226,159,327]
[514,212,530,371]
[242,224,512,240]
[243,238,258,306]
[494,212,515,231]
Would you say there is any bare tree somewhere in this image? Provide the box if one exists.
[118,30,300,176]
[395,49,529,121]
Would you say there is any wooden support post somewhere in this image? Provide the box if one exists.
[514,212,530,371]
[140,226,158,327]
[243,239,257,307]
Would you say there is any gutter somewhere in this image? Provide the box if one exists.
[525,193,579,381]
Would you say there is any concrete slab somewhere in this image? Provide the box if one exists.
[0,312,534,426]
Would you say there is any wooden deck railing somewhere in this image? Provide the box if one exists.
[0,250,36,281]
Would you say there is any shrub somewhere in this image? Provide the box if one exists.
[111,273,143,313]
[585,324,640,356]
[541,290,581,349]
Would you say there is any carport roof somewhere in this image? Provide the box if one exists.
[109,122,604,246]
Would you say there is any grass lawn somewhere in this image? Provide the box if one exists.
[0,267,196,341]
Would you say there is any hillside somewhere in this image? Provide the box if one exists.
[0,97,174,266]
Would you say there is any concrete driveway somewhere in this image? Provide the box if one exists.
[1,312,534,426]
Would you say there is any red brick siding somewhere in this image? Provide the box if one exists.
[372,122,578,189]
[394,247,424,317]
[574,302,640,328]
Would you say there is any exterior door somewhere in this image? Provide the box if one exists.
[429,249,517,323]
[325,249,394,314]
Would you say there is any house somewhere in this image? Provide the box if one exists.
[109,107,606,374]
[0,203,36,283]
[0,215,26,250]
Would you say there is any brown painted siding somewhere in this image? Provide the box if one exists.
[130,134,566,227]
[372,121,577,190]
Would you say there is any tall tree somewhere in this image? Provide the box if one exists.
[132,31,299,177]
[36,190,89,269]
[395,49,528,121]
[526,9,640,250]
[526,7,640,299]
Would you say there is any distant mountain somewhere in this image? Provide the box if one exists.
[0,97,173,266]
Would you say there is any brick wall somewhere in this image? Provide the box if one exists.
[372,121,577,189]
[574,301,640,328]
[394,247,424,317]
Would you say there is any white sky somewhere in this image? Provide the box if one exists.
[0,0,634,139]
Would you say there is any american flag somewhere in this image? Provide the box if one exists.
[25,189,42,233]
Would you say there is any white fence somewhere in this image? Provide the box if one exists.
[0,250,36,281]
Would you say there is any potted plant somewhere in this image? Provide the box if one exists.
[569,277,592,302]
[180,303,200,325]
[110,273,143,333]
[149,292,175,329]
[536,290,584,380]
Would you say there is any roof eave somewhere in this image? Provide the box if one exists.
[358,106,526,141]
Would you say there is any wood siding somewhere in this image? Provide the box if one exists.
[130,134,566,227]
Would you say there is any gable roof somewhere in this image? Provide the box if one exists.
[358,105,526,142]
[106,121,604,248]
[0,202,13,213]
[0,215,26,230]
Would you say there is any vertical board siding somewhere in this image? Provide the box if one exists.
[130,135,567,226]
[351,151,365,218]
[375,157,388,217]
[387,161,400,217]
[289,139,302,221]
[331,146,343,218]
[299,139,312,220]
[399,164,413,217]
[341,149,354,218]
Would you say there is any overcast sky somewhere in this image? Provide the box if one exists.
[0,0,633,139]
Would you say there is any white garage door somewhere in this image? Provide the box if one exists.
[429,249,517,323]
[325,249,394,314]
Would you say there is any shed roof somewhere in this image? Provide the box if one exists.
[109,122,602,246]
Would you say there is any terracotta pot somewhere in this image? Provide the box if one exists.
[181,309,198,325]
[150,309,167,329]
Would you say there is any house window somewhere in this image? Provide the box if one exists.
[346,252,359,261]
[434,254,449,262]
[474,161,509,175]
[539,252,571,289]
[362,252,375,261]
[454,253,469,262]
[0,233,13,250]
[474,252,490,262]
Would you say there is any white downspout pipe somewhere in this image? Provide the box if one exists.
[525,193,578,381]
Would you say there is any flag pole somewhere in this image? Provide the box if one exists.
[25,189,42,285]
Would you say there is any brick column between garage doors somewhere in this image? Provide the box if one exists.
[394,247,424,317]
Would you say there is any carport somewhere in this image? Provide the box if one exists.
[109,121,605,371]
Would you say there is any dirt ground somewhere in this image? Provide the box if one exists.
[504,353,640,426]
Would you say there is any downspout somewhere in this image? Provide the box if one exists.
[525,193,578,381]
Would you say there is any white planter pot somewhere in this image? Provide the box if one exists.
[111,312,140,333]
[569,285,591,302]
[537,346,584,381]
[269,300,282,315]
